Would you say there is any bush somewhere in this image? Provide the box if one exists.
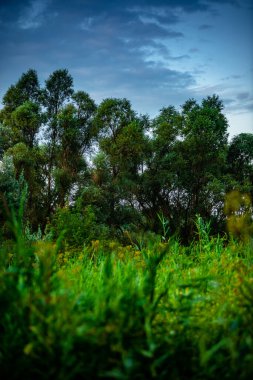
[47,205,109,248]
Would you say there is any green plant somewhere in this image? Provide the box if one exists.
[157,212,170,241]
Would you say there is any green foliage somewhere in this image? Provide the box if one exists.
[11,101,41,148]
[157,212,170,241]
[47,205,109,248]
[2,69,40,112]
[0,155,27,240]
[94,97,135,139]
[42,68,74,116]
[227,133,253,196]
[72,90,97,147]
[0,155,25,208]
[1,210,253,379]
[1,68,252,244]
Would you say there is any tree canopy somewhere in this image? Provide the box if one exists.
[0,69,252,243]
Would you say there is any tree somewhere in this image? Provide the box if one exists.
[43,69,74,117]
[174,95,229,240]
[0,69,41,150]
[72,91,97,151]
[90,99,149,229]
[2,69,40,113]
[0,70,44,229]
[137,106,181,230]
[0,123,14,153]
[0,69,97,229]
[93,98,135,140]
[137,95,229,240]
[11,101,41,148]
[55,104,88,207]
[0,155,27,239]
[50,90,97,208]
[0,69,242,242]
[5,143,46,228]
[227,133,253,195]
[42,69,74,215]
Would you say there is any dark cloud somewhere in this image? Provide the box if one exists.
[189,48,199,53]
[198,24,213,30]
[222,92,253,116]
[245,102,253,111]
[236,92,250,100]
[0,0,190,94]
[222,74,242,81]
[232,100,253,114]
[223,98,236,106]
[0,0,249,126]
[235,94,253,113]
[0,0,238,29]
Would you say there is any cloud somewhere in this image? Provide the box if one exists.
[221,91,253,115]
[80,17,94,31]
[198,24,213,30]
[223,98,236,106]
[18,0,49,29]
[0,0,251,131]
[233,96,253,114]
[222,74,242,81]
[189,48,199,53]
[236,92,250,100]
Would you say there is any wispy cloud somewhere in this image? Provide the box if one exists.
[198,24,213,30]
[189,48,199,53]
[236,92,250,100]
[18,0,49,29]
[80,17,95,31]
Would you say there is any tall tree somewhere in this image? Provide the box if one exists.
[11,101,41,148]
[137,106,181,230]
[72,91,97,152]
[55,102,93,207]
[2,69,40,113]
[88,99,148,228]
[94,98,135,140]
[0,69,44,229]
[42,69,74,215]
[0,69,41,149]
[175,95,229,239]
[138,95,229,240]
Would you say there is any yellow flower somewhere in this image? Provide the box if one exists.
[109,241,118,250]
[91,240,100,250]
[78,254,84,261]
[72,265,81,274]
[24,343,33,355]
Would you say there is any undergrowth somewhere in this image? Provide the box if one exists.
[0,213,253,379]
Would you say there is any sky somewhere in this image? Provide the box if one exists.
[0,0,252,138]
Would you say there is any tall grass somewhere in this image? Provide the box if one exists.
[0,214,253,379]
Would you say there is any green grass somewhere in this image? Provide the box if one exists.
[0,223,253,379]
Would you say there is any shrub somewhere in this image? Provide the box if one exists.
[47,205,109,248]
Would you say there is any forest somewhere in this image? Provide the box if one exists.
[1,68,252,244]
[0,68,253,379]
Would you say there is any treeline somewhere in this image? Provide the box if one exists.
[0,69,252,244]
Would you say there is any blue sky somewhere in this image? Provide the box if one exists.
[0,0,252,138]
